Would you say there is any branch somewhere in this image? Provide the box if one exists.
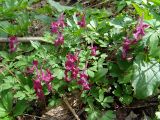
[0,37,45,42]
[63,96,80,120]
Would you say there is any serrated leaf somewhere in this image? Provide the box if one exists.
[53,68,64,79]
[132,3,153,20]
[132,61,160,99]
[149,0,160,5]
[87,69,95,78]
[14,91,26,100]
[100,110,116,120]
[1,91,13,113]
[13,100,28,117]
[0,103,7,118]
[93,68,108,82]
[47,0,72,12]
[30,40,40,50]
[103,96,114,103]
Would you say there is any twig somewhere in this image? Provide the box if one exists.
[0,37,45,42]
[63,96,80,120]
[72,108,85,120]
[123,103,158,109]
[23,114,48,120]
[0,64,20,83]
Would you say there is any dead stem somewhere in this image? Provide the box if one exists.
[62,95,81,120]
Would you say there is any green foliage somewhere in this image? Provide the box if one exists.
[0,0,160,119]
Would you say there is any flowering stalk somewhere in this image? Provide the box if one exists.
[77,14,86,28]
[9,36,18,52]
[64,53,79,82]
[78,62,90,90]
[121,16,149,59]
[90,45,97,56]
[51,13,66,46]
[27,60,54,99]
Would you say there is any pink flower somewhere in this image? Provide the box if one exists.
[33,78,44,99]
[51,13,66,33]
[65,61,75,71]
[57,13,66,28]
[71,67,79,79]
[91,46,97,56]
[78,14,86,28]
[122,38,132,59]
[9,36,18,52]
[41,69,54,91]
[133,16,149,40]
[66,53,78,63]
[64,52,79,82]
[54,32,64,46]
[51,22,58,33]
[29,60,54,99]
[78,72,90,90]
[33,60,38,67]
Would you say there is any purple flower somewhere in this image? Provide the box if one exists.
[64,53,79,82]
[51,13,66,33]
[33,78,44,100]
[66,53,78,63]
[91,46,97,56]
[78,71,90,90]
[71,67,79,79]
[9,36,18,52]
[122,38,132,59]
[54,32,64,46]
[57,13,66,28]
[133,16,149,40]
[65,61,75,71]
[78,14,86,28]
[41,69,54,91]
[33,60,38,67]
[51,22,58,33]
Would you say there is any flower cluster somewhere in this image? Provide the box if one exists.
[78,14,86,28]
[27,60,54,99]
[9,36,18,52]
[51,13,66,46]
[122,16,149,59]
[78,71,90,90]
[91,46,97,56]
[64,53,79,82]
[77,13,86,28]
[64,52,90,90]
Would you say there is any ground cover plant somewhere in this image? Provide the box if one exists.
[0,0,160,120]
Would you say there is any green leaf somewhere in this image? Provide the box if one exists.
[132,3,153,20]
[155,111,160,119]
[119,95,133,105]
[13,100,28,117]
[14,91,26,100]
[100,110,116,120]
[47,0,72,12]
[87,69,95,78]
[132,61,160,99]
[98,89,104,102]
[1,91,13,112]
[35,15,52,25]
[53,68,64,79]
[93,68,108,82]
[30,40,40,50]
[0,103,7,118]
[149,31,160,57]
[149,0,160,5]
[118,67,133,84]
[103,96,114,103]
